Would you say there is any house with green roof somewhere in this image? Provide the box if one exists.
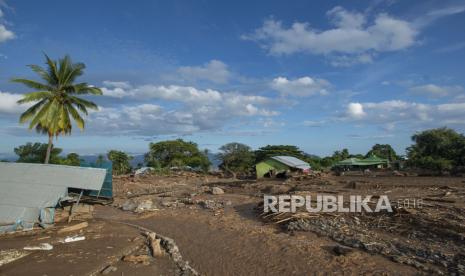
[334,155,389,169]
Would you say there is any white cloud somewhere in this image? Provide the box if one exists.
[101,81,133,98]
[0,24,14,43]
[435,41,465,53]
[0,8,15,44]
[177,60,231,84]
[243,7,417,57]
[329,53,374,67]
[413,4,465,28]
[101,82,277,115]
[346,102,366,119]
[410,84,464,98]
[102,81,132,89]
[342,100,465,128]
[0,91,29,114]
[94,82,280,135]
[270,76,330,97]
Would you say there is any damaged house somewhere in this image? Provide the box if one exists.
[0,162,107,233]
[255,156,311,179]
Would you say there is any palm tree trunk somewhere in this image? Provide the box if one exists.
[44,134,53,164]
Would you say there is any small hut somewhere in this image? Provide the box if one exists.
[255,156,311,179]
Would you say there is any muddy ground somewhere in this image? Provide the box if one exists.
[1,172,464,275]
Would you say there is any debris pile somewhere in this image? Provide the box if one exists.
[258,197,465,274]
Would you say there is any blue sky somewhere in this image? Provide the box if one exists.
[0,0,465,157]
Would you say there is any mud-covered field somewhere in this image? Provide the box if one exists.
[1,172,464,275]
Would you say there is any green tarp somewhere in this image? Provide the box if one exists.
[256,158,290,178]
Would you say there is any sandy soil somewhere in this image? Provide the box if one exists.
[1,172,464,275]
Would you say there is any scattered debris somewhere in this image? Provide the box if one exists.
[101,265,117,275]
[58,222,89,234]
[197,199,224,210]
[122,199,138,211]
[24,243,53,251]
[62,236,86,243]
[147,232,164,257]
[135,167,154,176]
[122,254,151,265]
[57,204,94,222]
[0,250,30,266]
[135,199,156,213]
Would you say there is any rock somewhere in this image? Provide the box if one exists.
[161,200,172,207]
[333,245,354,256]
[198,199,223,210]
[211,187,224,195]
[101,265,117,275]
[122,199,137,211]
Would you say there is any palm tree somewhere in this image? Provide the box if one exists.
[12,54,102,164]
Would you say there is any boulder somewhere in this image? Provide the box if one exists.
[211,187,224,195]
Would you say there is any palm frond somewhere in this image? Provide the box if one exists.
[17,91,52,104]
[65,82,102,95]
[69,96,99,111]
[28,101,53,130]
[44,54,59,86]
[10,78,52,91]
[28,64,54,84]
[57,105,72,135]
[67,104,85,130]
[19,99,48,123]
[58,55,71,85]
[34,123,49,135]
[63,62,85,85]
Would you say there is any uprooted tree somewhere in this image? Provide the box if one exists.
[407,127,465,172]
[218,142,255,178]
[144,139,211,172]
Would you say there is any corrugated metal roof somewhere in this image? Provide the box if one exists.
[270,156,311,170]
[0,163,107,190]
[0,163,107,233]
